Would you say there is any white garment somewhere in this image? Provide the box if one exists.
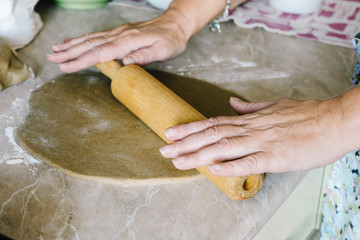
[0,0,43,49]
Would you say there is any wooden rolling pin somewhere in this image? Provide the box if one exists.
[95,60,264,201]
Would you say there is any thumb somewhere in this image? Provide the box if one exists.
[123,44,175,66]
[123,48,152,66]
[230,97,276,115]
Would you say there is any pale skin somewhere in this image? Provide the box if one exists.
[48,0,244,72]
[48,0,360,177]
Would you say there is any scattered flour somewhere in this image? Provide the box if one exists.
[0,115,14,124]
[174,59,257,74]
[210,55,257,68]
[6,159,24,165]
[87,75,98,84]
[4,126,40,166]
[228,57,257,68]
[95,120,111,131]
[11,97,26,112]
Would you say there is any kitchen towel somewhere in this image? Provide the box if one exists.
[224,0,360,48]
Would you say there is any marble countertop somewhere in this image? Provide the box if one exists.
[0,1,356,239]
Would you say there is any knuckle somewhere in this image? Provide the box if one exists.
[90,46,102,56]
[110,26,124,35]
[172,140,185,152]
[83,33,93,40]
[216,138,232,152]
[189,152,200,163]
[204,127,219,139]
[125,28,141,35]
[89,46,107,62]
[181,123,193,135]
[214,161,238,176]
[205,117,218,128]
[134,49,149,64]
[241,102,254,112]
[244,155,258,170]
[119,29,141,40]
[83,39,95,47]
[226,162,238,176]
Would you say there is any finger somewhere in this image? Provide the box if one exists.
[123,41,174,65]
[53,26,131,52]
[52,31,109,52]
[171,136,257,170]
[208,152,269,177]
[63,38,72,43]
[160,125,247,158]
[123,45,164,65]
[48,35,117,64]
[164,116,247,141]
[122,47,155,65]
[230,97,276,115]
[57,42,123,72]
[58,34,158,72]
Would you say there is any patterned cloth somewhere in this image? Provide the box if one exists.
[224,0,360,48]
[320,35,360,239]
[352,33,360,85]
[321,150,360,239]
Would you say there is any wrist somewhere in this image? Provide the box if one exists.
[165,0,228,37]
[230,0,247,9]
[317,86,360,160]
[337,86,360,151]
[162,7,195,41]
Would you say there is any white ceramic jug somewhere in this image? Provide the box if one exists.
[270,0,323,14]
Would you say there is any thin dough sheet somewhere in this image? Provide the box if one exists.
[16,70,239,185]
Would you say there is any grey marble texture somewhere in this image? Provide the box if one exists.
[0,1,356,239]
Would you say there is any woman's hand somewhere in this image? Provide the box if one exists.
[47,0,250,73]
[160,97,350,177]
[47,9,192,73]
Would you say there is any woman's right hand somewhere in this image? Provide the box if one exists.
[47,8,192,73]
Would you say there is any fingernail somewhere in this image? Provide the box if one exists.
[209,164,222,172]
[230,97,242,102]
[159,145,172,156]
[172,157,185,166]
[123,55,137,65]
[164,127,176,139]
[52,45,60,51]
[59,63,71,73]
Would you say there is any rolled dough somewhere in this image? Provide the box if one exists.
[16,70,241,185]
[0,40,30,91]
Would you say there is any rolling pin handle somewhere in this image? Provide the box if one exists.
[95,61,122,79]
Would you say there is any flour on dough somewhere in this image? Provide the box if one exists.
[16,71,240,185]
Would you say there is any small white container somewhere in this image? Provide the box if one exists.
[269,0,323,14]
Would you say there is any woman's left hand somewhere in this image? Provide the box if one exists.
[160,97,349,177]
